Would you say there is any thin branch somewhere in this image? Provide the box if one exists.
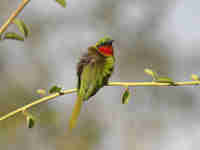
[0,88,76,121]
[108,81,200,86]
[0,80,200,121]
[0,0,30,36]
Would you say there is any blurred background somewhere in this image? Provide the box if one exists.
[1,0,200,149]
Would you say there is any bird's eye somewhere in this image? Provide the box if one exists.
[98,42,105,47]
[102,42,106,45]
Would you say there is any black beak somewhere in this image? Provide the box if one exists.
[108,40,114,45]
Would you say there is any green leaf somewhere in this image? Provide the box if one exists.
[26,114,35,128]
[144,68,158,80]
[3,32,24,41]
[36,89,46,96]
[155,77,175,85]
[191,74,200,81]
[122,88,131,104]
[55,0,67,8]
[49,85,62,94]
[13,19,29,38]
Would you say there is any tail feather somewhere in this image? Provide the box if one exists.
[68,96,83,130]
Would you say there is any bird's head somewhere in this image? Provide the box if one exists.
[95,37,114,57]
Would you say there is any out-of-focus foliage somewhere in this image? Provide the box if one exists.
[1,19,30,41]
[13,19,29,38]
[55,0,66,8]
[1,0,200,150]
[144,68,159,80]
[25,112,36,128]
[122,87,131,104]
[36,89,47,96]
[49,85,63,94]
[191,74,200,81]
[3,32,24,41]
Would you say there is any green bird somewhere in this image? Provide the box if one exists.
[69,37,115,129]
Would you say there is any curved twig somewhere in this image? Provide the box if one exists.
[0,0,30,36]
[1,80,200,121]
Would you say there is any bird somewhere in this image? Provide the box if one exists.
[69,37,115,129]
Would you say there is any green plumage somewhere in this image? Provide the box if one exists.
[69,37,115,130]
[78,47,114,100]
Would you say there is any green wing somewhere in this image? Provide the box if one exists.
[79,56,114,101]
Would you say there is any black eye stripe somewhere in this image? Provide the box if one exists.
[99,41,113,46]
[97,40,114,48]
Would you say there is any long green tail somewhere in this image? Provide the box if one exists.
[68,96,83,130]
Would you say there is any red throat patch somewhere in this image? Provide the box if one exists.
[98,45,113,56]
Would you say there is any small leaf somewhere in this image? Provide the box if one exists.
[26,115,35,128]
[122,88,131,104]
[36,89,46,96]
[155,77,175,85]
[3,32,24,41]
[22,110,36,128]
[144,68,158,80]
[191,74,200,81]
[49,85,62,94]
[55,0,66,8]
[13,19,29,38]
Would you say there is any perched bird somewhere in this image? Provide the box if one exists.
[69,37,115,129]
